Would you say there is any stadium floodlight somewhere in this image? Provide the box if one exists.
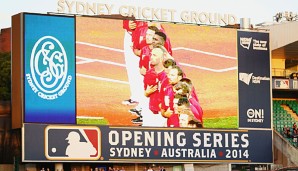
[285,11,293,21]
[274,12,283,22]
[274,11,297,22]
[288,12,298,21]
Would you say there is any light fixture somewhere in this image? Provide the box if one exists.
[274,11,297,22]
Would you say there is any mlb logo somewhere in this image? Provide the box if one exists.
[45,125,101,160]
[275,79,289,89]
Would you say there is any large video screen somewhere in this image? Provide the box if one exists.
[76,16,238,128]
[20,13,272,163]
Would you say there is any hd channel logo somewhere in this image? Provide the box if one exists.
[45,126,101,160]
[26,36,73,100]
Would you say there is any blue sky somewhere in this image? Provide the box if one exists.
[0,0,297,29]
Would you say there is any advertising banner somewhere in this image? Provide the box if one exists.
[237,31,271,129]
[272,78,298,90]
[23,124,273,163]
[24,13,76,124]
[273,78,289,89]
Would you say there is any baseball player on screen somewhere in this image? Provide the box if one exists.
[123,20,174,125]
[142,46,168,126]
[122,20,146,107]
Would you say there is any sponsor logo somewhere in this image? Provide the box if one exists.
[26,36,72,100]
[45,126,101,160]
[240,37,268,51]
[239,72,270,85]
[253,39,268,51]
[240,37,252,50]
[274,79,289,89]
[239,73,253,85]
[247,109,264,123]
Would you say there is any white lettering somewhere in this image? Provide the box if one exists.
[109,131,119,145]
[161,148,216,158]
[122,131,132,145]
[203,133,212,147]
[193,133,201,147]
[180,11,237,25]
[58,75,72,96]
[119,6,128,16]
[231,133,239,148]
[177,132,186,146]
[134,131,142,146]
[241,134,249,148]
[56,2,236,26]
[37,92,58,100]
[213,133,223,147]
[110,148,151,157]
[26,74,38,93]
[57,0,65,13]
[66,0,75,13]
[108,130,249,149]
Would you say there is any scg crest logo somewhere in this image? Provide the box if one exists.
[240,37,268,51]
[240,37,252,50]
[26,36,72,100]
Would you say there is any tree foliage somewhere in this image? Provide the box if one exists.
[0,52,11,101]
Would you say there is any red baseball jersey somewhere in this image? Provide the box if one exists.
[159,76,169,104]
[144,68,167,114]
[132,25,148,51]
[161,84,180,127]
[139,45,152,70]
[189,97,203,124]
[161,84,174,111]
[123,20,148,52]
[167,113,180,127]
[191,86,199,103]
